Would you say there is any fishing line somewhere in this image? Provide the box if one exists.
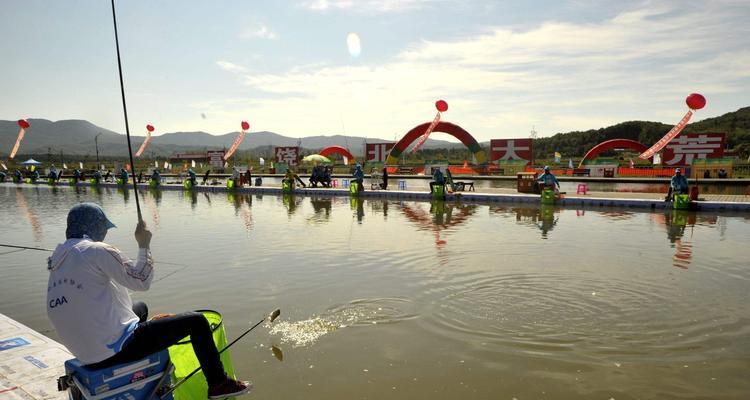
[110,0,142,223]
[0,243,189,268]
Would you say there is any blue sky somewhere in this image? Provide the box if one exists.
[1,0,748,142]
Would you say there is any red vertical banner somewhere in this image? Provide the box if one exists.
[9,119,30,159]
[223,121,250,160]
[639,110,693,160]
[135,124,155,157]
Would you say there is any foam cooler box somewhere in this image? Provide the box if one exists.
[63,350,173,400]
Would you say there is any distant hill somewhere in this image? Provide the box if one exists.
[0,119,462,158]
[2,107,748,160]
[531,106,750,159]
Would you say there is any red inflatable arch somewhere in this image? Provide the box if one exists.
[319,146,354,161]
[579,139,650,167]
[386,121,487,165]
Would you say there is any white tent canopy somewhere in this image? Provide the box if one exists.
[21,158,42,166]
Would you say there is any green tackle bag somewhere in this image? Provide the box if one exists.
[168,310,236,400]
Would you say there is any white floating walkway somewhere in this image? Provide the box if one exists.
[0,313,70,400]
[5,181,750,212]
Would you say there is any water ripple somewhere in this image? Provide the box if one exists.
[421,272,749,361]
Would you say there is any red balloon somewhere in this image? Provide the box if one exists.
[686,93,706,110]
[435,100,448,112]
[17,119,30,129]
[146,124,155,132]
[241,121,250,131]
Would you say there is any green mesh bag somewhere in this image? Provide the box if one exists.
[169,310,236,400]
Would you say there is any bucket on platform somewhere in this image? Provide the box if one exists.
[673,194,690,210]
[184,179,194,190]
[349,181,360,196]
[541,188,555,205]
[282,180,292,193]
[168,310,235,400]
[431,184,445,199]
[227,179,236,190]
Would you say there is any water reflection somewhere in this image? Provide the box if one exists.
[309,197,332,224]
[598,210,635,221]
[665,210,695,269]
[15,188,43,242]
[282,193,302,217]
[400,201,477,249]
[492,205,561,239]
[143,190,161,229]
[186,190,198,209]
[227,192,253,232]
[369,199,389,220]
[117,186,130,203]
[350,197,364,223]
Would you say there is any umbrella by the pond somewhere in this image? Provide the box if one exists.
[302,154,331,163]
[21,158,42,166]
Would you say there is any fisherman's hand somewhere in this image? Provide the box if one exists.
[135,220,152,249]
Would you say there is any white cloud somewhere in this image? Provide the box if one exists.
[216,60,247,74]
[214,2,750,140]
[299,0,430,12]
[239,25,278,40]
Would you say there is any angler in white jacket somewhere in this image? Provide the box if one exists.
[47,203,251,399]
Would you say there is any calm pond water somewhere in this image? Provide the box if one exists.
[1,183,749,399]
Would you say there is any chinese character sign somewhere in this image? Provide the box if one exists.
[662,133,725,166]
[366,143,395,163]
[207,151,225,169]
[275,146,300,166]
[490,139,533,164]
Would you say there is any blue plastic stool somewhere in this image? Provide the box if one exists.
[342,179,350,188]
[398,180,407,190]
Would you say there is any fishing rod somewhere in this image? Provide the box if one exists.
[110,0,142,223]
[157,309,282,400]
[0,243,188,268]
[0,243,53,252]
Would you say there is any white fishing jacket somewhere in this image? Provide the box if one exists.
[46,237,153,364]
